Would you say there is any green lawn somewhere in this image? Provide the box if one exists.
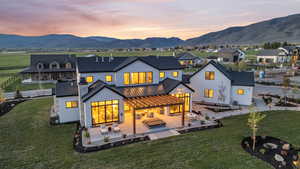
[1,98,300,169]
[4,80,55,92]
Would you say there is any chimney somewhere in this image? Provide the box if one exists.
[101,56,104,62]
[95,56,99,62]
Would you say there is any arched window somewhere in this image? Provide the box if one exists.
[65,62,72,69]
[50,62,60,69]
[36,63,44,70]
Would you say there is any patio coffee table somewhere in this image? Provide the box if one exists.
[143,118,166,128]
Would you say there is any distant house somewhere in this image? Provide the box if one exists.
[279,46,300,64]
[21,54,76,82]
[216,48,245,63]
[175,52,204,66]
[206,56,219,62]
[256,49,289,64]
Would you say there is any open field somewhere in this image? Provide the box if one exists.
[1,98,300,169]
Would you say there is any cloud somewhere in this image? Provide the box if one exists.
[0,0,299,39]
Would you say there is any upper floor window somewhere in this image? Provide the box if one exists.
[36,63,44,70]
[50,62,60,69]
[106,75,112,82]
[159,72,165,78]
[205,71,215,80]
[204,89,214,98]
[65,101,78,108]
[172,71,178,78]
[65,62,72,69]
[237,89,245,95]
[86,76,93,83]
[123,72,153,85]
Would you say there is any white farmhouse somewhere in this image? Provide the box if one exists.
[52,56,254,135]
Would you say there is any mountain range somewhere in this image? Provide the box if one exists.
[0,14,300,48]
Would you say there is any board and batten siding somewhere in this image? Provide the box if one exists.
[56,96,80,123]
[115,60,159,86]
[189,64,231,105]
[231,86,253,105]
[169,84,194,112]
[159,70,182,82]
[79,72,115,86]
[83,87,124,128]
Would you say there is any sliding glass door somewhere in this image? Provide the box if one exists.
[91,100,119,126]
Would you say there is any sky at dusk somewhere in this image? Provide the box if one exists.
[0,0,300,40]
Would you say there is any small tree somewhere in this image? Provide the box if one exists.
[0,87,5,102]
[282,77,291,104]
[248,108,266,151]
[14,87,23,99]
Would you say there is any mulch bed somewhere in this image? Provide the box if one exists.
[0,99,27,117]
[241,136,300,169]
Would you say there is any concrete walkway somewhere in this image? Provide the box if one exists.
[202,97,300,120]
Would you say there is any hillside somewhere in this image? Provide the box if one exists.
[185,14,300,45]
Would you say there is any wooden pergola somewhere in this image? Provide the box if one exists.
[125,95,185,134]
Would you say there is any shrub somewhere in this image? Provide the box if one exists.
[122,134,127,139]
[259,148,266,154]
[205,116,210,120]
[14,89,23,99]
[84,131,90,138]
[104,136,110,142]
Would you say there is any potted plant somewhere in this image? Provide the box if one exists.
[122,134,127,139]
[104,136,110,143]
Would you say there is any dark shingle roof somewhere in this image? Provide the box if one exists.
[21,54,76,73]
[230,71,255,86]
[81,78,194,102]
[55,81,78,97]
[189,60,254,86]
[257,49,281,56]
[176,52,199,60]
[77,56,183,73]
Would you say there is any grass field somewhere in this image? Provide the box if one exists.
[1,98,300,169]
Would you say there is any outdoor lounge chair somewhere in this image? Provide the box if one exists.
[112,123,120,132]
[100,125,108,134]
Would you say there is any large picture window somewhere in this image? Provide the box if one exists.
[172,93,190,112]
[123,72,153,85]
[91,100,119,125]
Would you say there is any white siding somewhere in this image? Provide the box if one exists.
[231,86,253,106]
[189,64,232,105]
[159,70,182,82]
[116,60,159,86]
[169,84,194,112]
[79,72,115,86]
[83,87,124,128]
[56,96,80,123]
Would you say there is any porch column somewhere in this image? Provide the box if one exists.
[133,108,136,135]
[182,103,185,127]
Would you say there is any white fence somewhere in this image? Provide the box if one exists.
[4,89,52,99]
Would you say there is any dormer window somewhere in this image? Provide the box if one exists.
[36,63,44,70]
[65,62,72,69]
[106,75,112,82]
[50,62,60,69]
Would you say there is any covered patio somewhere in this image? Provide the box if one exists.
[124,95,186,134]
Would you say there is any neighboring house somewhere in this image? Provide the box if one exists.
[175,52,204,66]
[52,56,254,134]
[256,49,289,64]
[188,60,254,106]
[21,54,76,82]
[279,46,300,64]
[216,48,245,63]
